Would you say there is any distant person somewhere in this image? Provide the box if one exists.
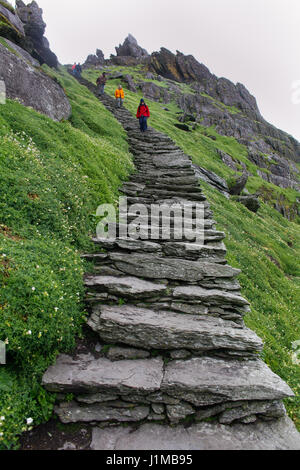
[136,99,150,132]
[115,85,125,108]
[96,72,107,96]
[75,63,82,78]
[71,62,76,75]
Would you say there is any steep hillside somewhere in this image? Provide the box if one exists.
[82,66,300,428]
[0,68,133,449]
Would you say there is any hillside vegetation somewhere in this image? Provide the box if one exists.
[0,68,133,449]
[83,66,300,427]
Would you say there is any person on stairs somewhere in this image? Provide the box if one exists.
[96,72,107,96]
[71,63,77,75]
[115,85,125,108]
[136,99,150,132]
[74,63,82,78]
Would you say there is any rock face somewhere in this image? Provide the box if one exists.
[42,74,300,448]
[0,42,71,120]
[83,49,105,68]
[115,34,149,59]
[0,2,25,37]
[15,0,58,67]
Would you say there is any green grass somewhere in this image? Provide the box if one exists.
[0,67,133,448]
[84,67,300,428]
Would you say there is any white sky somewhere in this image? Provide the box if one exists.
[14,0,300,142]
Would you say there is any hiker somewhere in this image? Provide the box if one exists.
[74,63,82,78]
[115,85,125,108]
[71,63,76,75]
[136,99,150,132]
[96,72,107,96]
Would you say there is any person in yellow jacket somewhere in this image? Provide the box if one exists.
[115,85,125,108]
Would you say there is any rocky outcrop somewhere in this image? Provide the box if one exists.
[0,2,25,37]
[15,0,58,67]
[116,34,149,58]
[0,42,71,120]
[42,74,300,448]
[83,49,105,68]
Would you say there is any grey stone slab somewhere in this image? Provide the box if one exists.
[173,285,249,306]
[55,401,149,424]
[162,357,294,406]
[90,305,262,353]
[107,346,150,361]
[90,417,300,450]
[84,275,167,298]
[42,354,164,395]
[110,253,240,281]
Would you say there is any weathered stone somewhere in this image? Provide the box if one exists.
[84,275,167,298]
[152,404,165,415]
[110,253,241,281]
[55,401,149,424]
[89,305,263,353]
[173,286,249,307]
[170,303,209,315]
[218,400,286,424]
[0,43,71,120]
[162,357,294,406]
[42,354,164,395]
[229,173,248,196]
[0,3,25,36]
[107,346,150,361]
[170,350,191,360]
[90,417,300,450]
[115,34,149,58]
[236,195,261,213]
[77,392,119,404]
[166,403,195,423]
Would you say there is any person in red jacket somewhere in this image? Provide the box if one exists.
[136,99,150,132]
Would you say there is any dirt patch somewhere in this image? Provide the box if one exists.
[0,224,22,241]
[19,419,92,451]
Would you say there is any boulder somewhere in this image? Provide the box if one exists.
[0,2,25,37]
[236,195,261,213]
[0,42,71,121]
[228,173,248,195]
[83,49,105,68]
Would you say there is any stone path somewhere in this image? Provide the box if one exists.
[42,75,300,449]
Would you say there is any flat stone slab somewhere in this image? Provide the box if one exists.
[84,275,167,298]
[89,305,263,353]
[93,238,161,253]
[42,354,164,395]
[90,417,300,450]
[110,253,240,281]
[162,357,294,406]
[173,286,249,306]
[55,402,150,424]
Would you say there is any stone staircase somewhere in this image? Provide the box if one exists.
[42,75,300,449]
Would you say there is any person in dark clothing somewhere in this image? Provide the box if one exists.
[96,72,107,95]
[74,63,82,78]
[136,99,150,132]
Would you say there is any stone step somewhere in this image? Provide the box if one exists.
[84,275,167,299]
[108,252,239,281]
[87,305,263,354]
[42,354,293,411]
[90,418,300,450]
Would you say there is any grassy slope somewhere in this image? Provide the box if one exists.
[84,67,300,428]
[0,67,133,449]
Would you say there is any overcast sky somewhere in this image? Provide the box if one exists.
[14,0,300,141]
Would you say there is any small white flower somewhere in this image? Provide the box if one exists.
[32,287,36,291]
[54,307,59,312]
[26,418,33,425]
[0,417,5,421]
[2,254,6,258]
[27,330,32,336]
[0,432,3,437]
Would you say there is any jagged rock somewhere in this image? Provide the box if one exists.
[16,0,58,67]
[84,49,105,68]
[123,74,137,92]
[55,401,150,424]
[218,400,286,424]
[162,357,294,406]
[0,3,25,37]
[0,43,71,120]
[88,305,263,353]
[1,37,39,66]
[193,165,230,196]
[138,81,161,101]
[173,286,249,307]
[174,123,191,132]
[107,346,150,361]
[151,404,165,415]
[42,354,164,395]
[115,34,149,58]
[90,418,300,450]
[236,195,261,213]
[170,350,191,360]
[228,173,248,195]
[84,275,167,298]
